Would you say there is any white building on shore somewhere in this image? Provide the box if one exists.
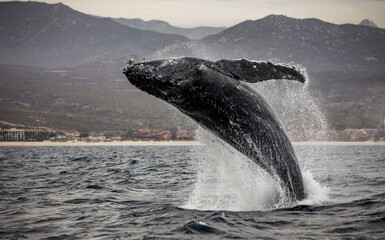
[0,128,25,141]
[0,128,46,141]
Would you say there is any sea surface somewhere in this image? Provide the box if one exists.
[0,144,384,239]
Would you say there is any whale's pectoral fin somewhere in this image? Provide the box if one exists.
[214,59,306,83]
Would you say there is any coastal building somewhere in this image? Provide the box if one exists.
[343,129,378,141]
[338,130,351,141]
[175,130,195,140]
[365,129,378,140]
[0,128,25,141]
[24,129,46,141]
[0,128,46,141]
[132,128,172,140]
[287,128,379,142]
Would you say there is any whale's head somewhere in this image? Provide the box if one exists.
[123,58,211,106]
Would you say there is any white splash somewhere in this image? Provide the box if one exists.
[182,128,287,212]
[249,79,327,138]
[300,170,330,205]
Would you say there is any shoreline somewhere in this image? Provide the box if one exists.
[292,141,385,146]
[0,140,384,147]
[0,140,202,147]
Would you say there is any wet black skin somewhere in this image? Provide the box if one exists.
[123,57,306,201]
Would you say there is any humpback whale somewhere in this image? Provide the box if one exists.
[123,57,306,201]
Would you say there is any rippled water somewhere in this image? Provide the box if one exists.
[0,145,384,239]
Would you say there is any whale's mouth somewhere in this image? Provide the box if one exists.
[122,58,136,73]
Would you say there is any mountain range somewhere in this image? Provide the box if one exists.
[0,1,384,134]
[158,15,385,73]
[113,18,226,39]
[0,1,187,68]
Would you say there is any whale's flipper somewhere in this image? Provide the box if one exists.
[214,59,306,83]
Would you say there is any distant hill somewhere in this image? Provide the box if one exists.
[308,71,385,129]
[0,2,187,68]
[157,15,385,74]
[359,19,378,28]
[0,60,383,133]
[0,60,184,134]
[113,18,226,39]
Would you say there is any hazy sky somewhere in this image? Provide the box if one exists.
[5,0,385,28]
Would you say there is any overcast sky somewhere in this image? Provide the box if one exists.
[5,0,385,28]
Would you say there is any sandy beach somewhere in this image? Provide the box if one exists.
[0,141,202,147]
[0,140,384,147]
[292,141,385,146]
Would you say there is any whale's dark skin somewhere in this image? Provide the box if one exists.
[123,57,306,201]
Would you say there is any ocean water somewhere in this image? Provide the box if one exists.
[0,144,384,239]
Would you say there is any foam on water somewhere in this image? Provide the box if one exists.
[300,170,330,205]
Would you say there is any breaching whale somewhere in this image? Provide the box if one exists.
[123,57,306,201]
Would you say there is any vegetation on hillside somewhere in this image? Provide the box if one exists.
[309,71,385,129]
[0,61,190,135]
[0,61,383,135]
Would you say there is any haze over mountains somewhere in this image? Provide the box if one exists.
[0,1,187,68]
[1,1,384,72]
[113,18,226,40]
[159,15,385,73]
[0,1,384,134]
